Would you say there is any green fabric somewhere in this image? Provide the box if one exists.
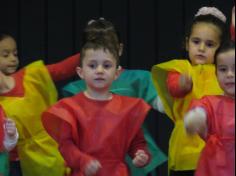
[0,152,9,176]
[62,69,167,176]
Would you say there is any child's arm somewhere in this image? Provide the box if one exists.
[167,71,192,98]
[184,107,208,139]
[46,53,80,82]
[128,129,151,168]
[3,118,19,151]
[231,6,235,41]
[59,121,101,175]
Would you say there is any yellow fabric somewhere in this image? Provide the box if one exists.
[151,59,223,171]
[0,61,66,176]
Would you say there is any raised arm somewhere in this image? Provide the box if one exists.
[167,71,192,98]
[47,53,80,82]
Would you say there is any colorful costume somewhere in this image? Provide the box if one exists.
[0,107,9,176]
[62,69,167,176]
[190,96,235,176]
[151,60,223,171]
[42,93,151,176]
[0,61,65,176]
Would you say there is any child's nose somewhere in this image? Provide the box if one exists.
[199,43,206,51]
[227,69,235,78]
[96,65,104,73]
[9,54,18,63]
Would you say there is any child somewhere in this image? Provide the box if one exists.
[151,7,228,176]
[0,106,18,176]
[42,25,151,176]
[184,40,235,176]
[62,18,166,176]
[0,33,80,176]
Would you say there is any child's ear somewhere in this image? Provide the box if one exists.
[76,66,84,79]
[185,37,189,51]
[114,66,122,80]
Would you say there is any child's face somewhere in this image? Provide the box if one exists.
[0,37,19,75]
[186,22,221,65]
[217,49,235,98]
[77,48,120,92]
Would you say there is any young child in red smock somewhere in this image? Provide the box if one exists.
[42,24,151,176]
[0,33,80,176]
[0,106,18,176]
[151,7,228,176]
[184,40,235,176]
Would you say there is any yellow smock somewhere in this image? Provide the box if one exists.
[151,60,223,171]
[0,61,66,176]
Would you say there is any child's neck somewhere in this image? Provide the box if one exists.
[0,73,15,94]
[224,93,235,100]
[84,88,112,101]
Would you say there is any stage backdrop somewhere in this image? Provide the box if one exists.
[0,0,234,175]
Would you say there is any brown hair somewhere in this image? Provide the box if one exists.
[79,18,120,66]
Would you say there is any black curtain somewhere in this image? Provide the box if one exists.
[0,0,234,175]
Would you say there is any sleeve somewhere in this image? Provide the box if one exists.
[128,129,151,165]
[58,121,94,171]
[231,6,235,41]
[167,71,189,98]
[47,53,80,82]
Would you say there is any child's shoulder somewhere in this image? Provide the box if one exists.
[113,94,149,106]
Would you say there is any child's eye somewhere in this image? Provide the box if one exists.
[3,54,9,58]
[88,64,96,69]
[1,52,9,58]
[218,67,227,72]
[103,64,112,69]
[192,39,200,45]
[14,51,18,57]
[205,42,215,48]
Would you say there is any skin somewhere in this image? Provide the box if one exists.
[180,22,221,93]
[216,49,235,98]
[77,48,149,175]
[0,36,18,93]
[0,36,19,75]
[4,118,17,138]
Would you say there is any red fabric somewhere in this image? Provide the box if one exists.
[0,70,25,97]
[47,53,80,81]
[0,106,5,151]
[42,93,150,176]
[190,96,235,176]
[167,71,189,98]
[231,24,235,41]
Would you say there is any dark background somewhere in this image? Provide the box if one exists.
[0,0,234,175]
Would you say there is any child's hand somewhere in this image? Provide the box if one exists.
[4,118,17,138]
[184,107,207,138]
[84,160,101,176]
[179,73,193,93]
[132,150,149,168]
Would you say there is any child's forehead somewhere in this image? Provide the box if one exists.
[192,22,221,36]
[84,48,114,58]
[217,50,235,64]
[0,37,17,50]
